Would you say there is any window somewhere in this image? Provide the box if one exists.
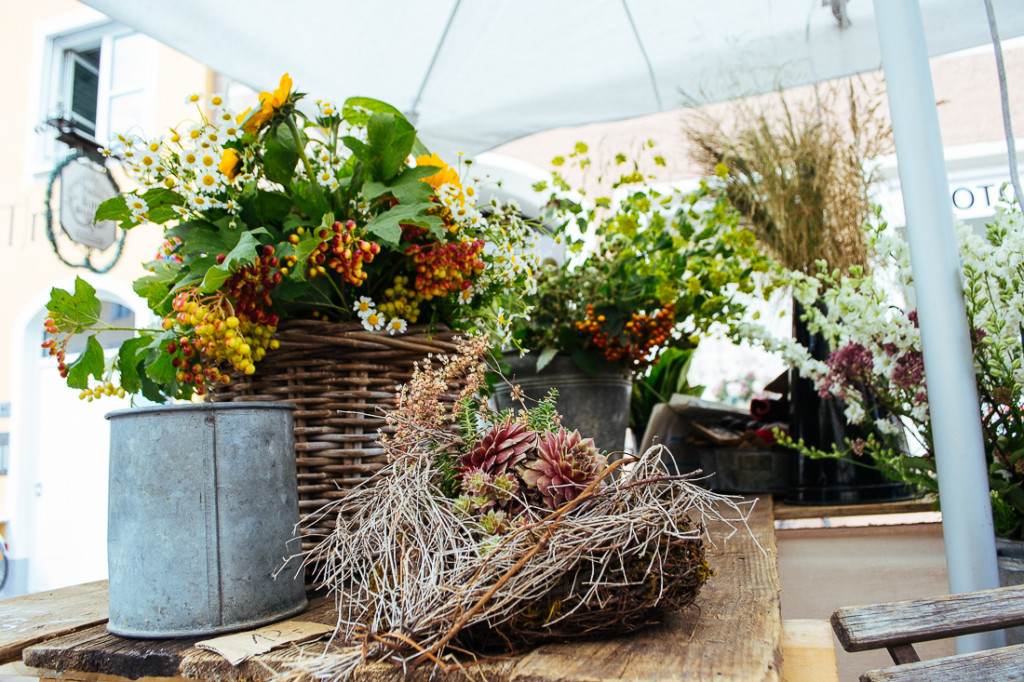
[28,14,157,178]
[64,47,101,138]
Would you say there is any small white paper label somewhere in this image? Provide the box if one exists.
[195,620,334,665]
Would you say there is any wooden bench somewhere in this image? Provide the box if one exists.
[831,584,1024,681]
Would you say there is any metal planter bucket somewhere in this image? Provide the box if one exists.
[493,351,632,454]
[105,402,306,638]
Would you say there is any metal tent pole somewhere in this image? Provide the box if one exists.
[872,0,1003,653]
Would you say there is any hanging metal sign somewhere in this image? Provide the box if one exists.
[58,158,118,250]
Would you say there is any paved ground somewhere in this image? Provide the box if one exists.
[776,521,954,682]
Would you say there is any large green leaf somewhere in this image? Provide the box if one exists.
[117,335,154,395]
[94,196,131,226]
[388,166,438,204]
[65,335,105,389]
[132,265,178,313]
[200,231,264,292]
[364,203,442,246]
[145,343,178,390]
[291,178,330,219]
[263,124,300,185]
[47,277,102,333]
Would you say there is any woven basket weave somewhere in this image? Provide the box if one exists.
[207,319,461,551]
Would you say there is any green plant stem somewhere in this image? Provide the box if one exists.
[286,117,327,207]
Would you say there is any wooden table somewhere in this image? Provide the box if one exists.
[0,497,785,681]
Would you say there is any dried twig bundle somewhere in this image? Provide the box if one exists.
[282,336,755,679]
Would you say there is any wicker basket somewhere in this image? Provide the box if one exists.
[207,319,461,551]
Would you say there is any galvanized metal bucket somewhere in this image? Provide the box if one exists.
[105,402,307,638]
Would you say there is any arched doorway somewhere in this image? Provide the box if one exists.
[6,274,152,596]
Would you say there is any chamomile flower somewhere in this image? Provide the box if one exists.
[127,195,149,219]
[458,288,474,304]
[362,311,385,331]
[315,169,336,187]
[185,92,203,105]
[354,296,376,319]
[196,171,222,193]
[386,317,408,336]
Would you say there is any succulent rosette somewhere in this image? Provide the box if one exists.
[521,427,606,509]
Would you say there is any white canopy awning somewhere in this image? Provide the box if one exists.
[80,0,1024,158]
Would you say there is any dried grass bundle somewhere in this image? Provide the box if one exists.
[686,80,892,276]
[280,337,756,679]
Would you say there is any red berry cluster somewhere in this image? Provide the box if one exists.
[221,245,282,327]
[41,317,69,378]
[163,286,279,395]
[576,304,676,371]
[164,335,229,396]
[286,221,381,285]
[406,239,485,300]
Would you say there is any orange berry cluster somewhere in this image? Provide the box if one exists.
[406,239,484,300]
[41,317,69,378]
[576,304,676,371]
[285,221,381,285]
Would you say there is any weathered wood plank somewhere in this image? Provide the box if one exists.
[781,619,838,682]
[0,581,109,664]
[860,642,1024,682]
[512,497,782,681]
[831,585,1024,652]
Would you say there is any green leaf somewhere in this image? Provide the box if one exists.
[536,347,559,372]
[389,166,437,204]
[145,343,178,388]
[291,178,330,218]
[47,277,102,333]
[117,336,153,394]
[342,96,406,126]
[132,265,178,314]
[65,335,105,389]
[263,124,300,185]
[364,203,442,246]
[94,196,131,225]
[200,231,263,292]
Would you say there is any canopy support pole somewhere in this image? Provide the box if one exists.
[873,0,1003,654]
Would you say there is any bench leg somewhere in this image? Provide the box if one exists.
[886,643,921,664]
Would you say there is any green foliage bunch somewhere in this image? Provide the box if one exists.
[511,142,770,381]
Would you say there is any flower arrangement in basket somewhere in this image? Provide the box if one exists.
[41,74,538,403]
[289,334,753,677]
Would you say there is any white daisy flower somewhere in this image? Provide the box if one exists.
[362,311,385,331]
[127,195,149,219]
[386,318,408,336]
[354,296,375,319]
